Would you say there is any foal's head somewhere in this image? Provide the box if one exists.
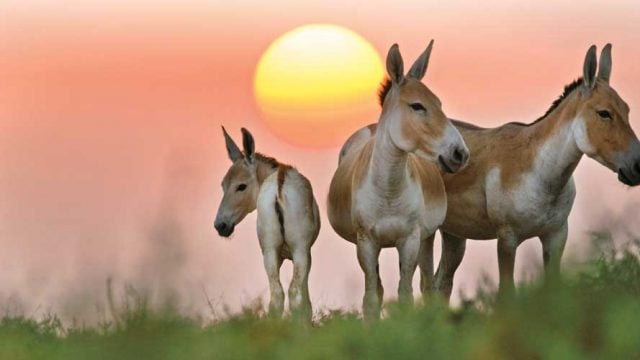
[214,127,260,237]
[379,41,469,173]
[573,44,640,186]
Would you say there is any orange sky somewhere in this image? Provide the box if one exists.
[1,0,640,319]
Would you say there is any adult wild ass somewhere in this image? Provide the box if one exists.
[344,44,640,298]
[214,127,320,319]
[328,42,469,320]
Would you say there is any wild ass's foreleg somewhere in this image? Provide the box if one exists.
[417,233,435,295]
[357,232,382,321]
[434,232,466,301]
[497,230,518,295]
[539,222,568,276]
[397,228,420,305]
[262,249,285,316]
[289,247,312,321]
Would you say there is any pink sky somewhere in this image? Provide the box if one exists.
[1,0,640,319]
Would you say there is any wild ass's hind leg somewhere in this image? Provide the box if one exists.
[357,233,382,321]
[417,233,435,295]
[434,232,466,301]
[288,245,312,321]
[497,230,519,296]
[539,222,568,277]
[397,228,421,305]
[262,248,285,316]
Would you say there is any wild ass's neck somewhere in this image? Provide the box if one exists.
[526,92,584,192]
[368,118,409,198]
[254,155,281,188]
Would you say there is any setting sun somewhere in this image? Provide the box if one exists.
[254,24,384,148]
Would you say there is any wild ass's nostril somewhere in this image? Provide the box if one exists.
[215,221,228,233]
[452,147,465,165]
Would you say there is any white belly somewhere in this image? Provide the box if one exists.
[486,167,576,240]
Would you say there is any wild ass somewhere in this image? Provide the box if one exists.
[327,42,469,320]
[214,127,320,319]
[343,44,640,299]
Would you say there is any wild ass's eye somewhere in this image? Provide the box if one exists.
[236,184,247,192]
[409,103,426,113]
[597,110,612,120]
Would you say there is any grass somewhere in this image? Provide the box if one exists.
[1,232,640,360]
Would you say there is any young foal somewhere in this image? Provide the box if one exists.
[328,42,469,320]
[346,44,640,298]
[214,127,320,319]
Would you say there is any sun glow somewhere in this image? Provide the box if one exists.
[254,24,384,148]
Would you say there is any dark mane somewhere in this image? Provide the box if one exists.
[255,153,281,169]
[507,78,584,127]
[378,77,392,106]
[378,76,585,128]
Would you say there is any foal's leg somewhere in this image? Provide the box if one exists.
[497,230,519,295]
[539,222,568,276]
[262,248,285,316]
[417,233,435,295]
[397,228,420,305]
[357,233,382,321]
[289,247,312,321]
[434,232,466,301]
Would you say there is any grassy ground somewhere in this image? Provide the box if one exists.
[1,233,639,360]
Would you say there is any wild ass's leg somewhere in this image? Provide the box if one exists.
[289,247,312,321]
[539,222,568,276]
[497,230,518,295]
[262,248,285,316]
[417,233,435,295]
[357,233,382,321]
[397,228,420,305]
[434,232,466,301]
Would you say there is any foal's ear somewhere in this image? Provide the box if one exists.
[582,45,598,95]
[241,127,255,163]
[222,126,243,162]
[386,44,404,84]
[407,39,434,80]
[597,43,612,84]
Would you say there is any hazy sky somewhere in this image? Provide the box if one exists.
[1,0,640,319]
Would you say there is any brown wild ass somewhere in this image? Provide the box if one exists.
[343,44,640,299]
[214,127,320,319]
[328,42,469,320]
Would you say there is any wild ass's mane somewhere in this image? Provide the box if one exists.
[254,153,282,169]
[253,153,293,194]
[377,77,585,127]
[507,78,585,126]
[378,77,392,107]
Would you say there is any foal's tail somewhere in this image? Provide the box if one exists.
[274,165,290,240]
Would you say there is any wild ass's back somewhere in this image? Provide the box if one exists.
[345,44,640,298]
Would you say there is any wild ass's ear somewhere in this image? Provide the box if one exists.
[407,39,434,80]
[582,45,598,96]
[597,43,612,84]
[386,44,404,85]
[222,126,243,162]
[241,127,255,163]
